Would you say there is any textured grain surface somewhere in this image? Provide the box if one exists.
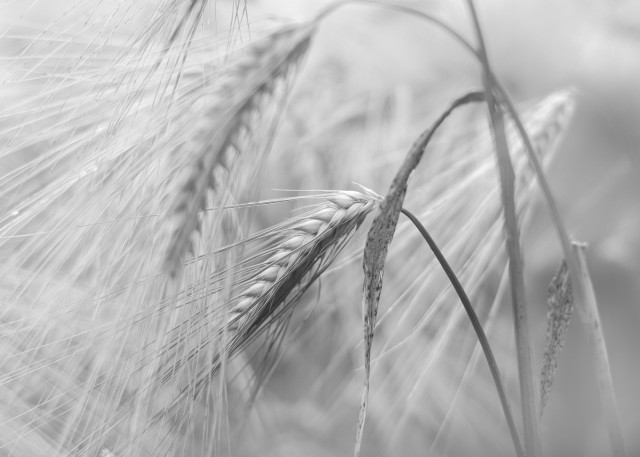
[540,260,573,415]
[153,189,381,417]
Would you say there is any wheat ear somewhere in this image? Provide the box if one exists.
[228,189,380,333]
[163,23,315,276]
[152,189,381,414]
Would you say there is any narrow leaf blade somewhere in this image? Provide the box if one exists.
[540,260,574,415]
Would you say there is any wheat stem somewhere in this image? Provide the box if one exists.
[401,207,524,457]
[463,1,542,456]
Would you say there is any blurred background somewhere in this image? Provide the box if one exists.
[2,1,639,456]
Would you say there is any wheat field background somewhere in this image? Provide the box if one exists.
[1,1,639,456]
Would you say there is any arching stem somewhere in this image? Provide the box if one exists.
[401,207,524,457]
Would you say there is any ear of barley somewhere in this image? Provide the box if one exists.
[163,22,316,277]
[150,189,380,420]
[228,189,380,334]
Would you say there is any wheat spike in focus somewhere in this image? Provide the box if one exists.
[151,190,381,415]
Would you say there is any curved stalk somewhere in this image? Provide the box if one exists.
[401,207,524,457]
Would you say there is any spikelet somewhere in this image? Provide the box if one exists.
[163,22,316,276]
[229,189,380,332]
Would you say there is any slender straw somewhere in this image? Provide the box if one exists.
[462,2,542,455]
[401,207,524,457]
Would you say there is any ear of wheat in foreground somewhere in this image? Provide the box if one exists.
[152,189,381,410]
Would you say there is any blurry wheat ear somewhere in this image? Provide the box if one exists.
[163,22,315,277]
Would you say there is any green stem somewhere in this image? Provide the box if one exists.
[463,2,542,456]
[401,208,524,457]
